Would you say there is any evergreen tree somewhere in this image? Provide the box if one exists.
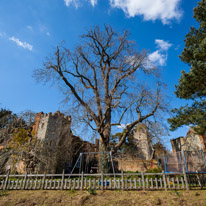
[111,129,135,153]
[0,108,13,128]
[168,0,206,134]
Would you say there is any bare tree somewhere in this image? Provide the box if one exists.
[34,25,167,168]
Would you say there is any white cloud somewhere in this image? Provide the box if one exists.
[148,50,166,66]
[148,39,172,66]
[90,0,97,6]
[175,45,180,50]
[9,37,33,51]
[117,123,130,129]
[117,124,126,129]
[64,0,76,7]
[38,24,51,37]
[46,32,51,36]
[0,32,6,37]
[64,0,97,7]
[155,39,172,50]
[110,0,182,24]
[26,26,33,31]
[64,0,182,24]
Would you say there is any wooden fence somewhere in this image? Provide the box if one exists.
[1,170,206,191]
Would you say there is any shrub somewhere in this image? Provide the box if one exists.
[70,189,75,193]
[145,167,162,179]
[87,187,96,195]
[0,190,8,197]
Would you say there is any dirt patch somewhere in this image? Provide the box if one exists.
[0,190,206,206]
[76,195,90,205]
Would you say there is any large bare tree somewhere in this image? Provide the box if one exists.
[34,26,166,166]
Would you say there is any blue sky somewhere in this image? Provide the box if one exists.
[0,0,200,148]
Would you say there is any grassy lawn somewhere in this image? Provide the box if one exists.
[0,190,206,206]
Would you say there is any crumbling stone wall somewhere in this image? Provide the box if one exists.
[171,128,206,152]
[112,124,156,172]
[115,158,158,172]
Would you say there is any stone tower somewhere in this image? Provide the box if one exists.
[33,111,77,173]
[133,124,153,160]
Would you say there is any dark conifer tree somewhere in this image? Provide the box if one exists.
[168,0,206,134]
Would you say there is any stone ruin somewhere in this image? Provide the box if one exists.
[32,111,75,173]
[171,128,206,152]
[114,124,157,172]
[162,128,206,173]
[31,111,99,174]
[133,123,154,160]
[0,111,99,174]
[0,110,158,173]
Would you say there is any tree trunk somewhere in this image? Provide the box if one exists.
[98,136,109,173]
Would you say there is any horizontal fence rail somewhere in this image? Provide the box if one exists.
[1,171,206,191]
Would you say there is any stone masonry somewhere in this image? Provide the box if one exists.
[171,128,206,152]
[32,111,98,174]
[133,123,154,160]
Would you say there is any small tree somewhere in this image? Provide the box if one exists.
[34,25,167,171]
[0,108,36,173]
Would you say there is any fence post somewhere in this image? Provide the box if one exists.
[121,169,124,190]
[162,170,167,191]
[163,153,167,173]
[157,154,160,168]
[196,170,202,188]
[183,167,189,190]
[101,171,104,190]
[201,150,206,167]
[182,151,188,173]
[3,170,10,190]
[61,170,65,190]
[81,171,84,191]
[22,172,27,190]
[141,171,145,190]
[42,173,46,190]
